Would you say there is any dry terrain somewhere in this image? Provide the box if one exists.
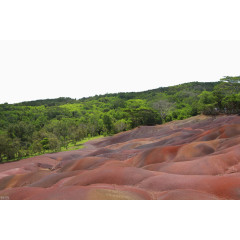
[1,115,240,200]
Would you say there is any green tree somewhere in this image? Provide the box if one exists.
[103,114,113,133]
[32,140,43,154]
[0,135,21,161]
[220,76,240,93]
[7,121,34,142]
[114,119,129,133]
[198,91,218,115]
[0,134,7,162]
[222,93,240,114]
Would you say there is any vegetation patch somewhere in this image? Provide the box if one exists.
[0,77,239,162]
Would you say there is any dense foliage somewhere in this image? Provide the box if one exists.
[0,79,240,162]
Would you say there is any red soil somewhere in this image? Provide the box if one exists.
[1,115,240,200]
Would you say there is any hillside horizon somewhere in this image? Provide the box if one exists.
[0,78,239,164]
[2,81,218,105]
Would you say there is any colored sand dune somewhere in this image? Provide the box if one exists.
[1,115,240,200]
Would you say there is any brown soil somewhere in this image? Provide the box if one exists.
[1,115,240,200]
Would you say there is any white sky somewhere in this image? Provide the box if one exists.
[1,40,240,104]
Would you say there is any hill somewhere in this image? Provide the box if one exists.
[0,80,240,162]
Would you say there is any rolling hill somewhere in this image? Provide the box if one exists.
[1,114,240,200]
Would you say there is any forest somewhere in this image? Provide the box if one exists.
[0,77,240,162]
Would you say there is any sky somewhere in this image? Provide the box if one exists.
[0,40,240,104]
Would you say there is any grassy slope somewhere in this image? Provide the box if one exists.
[1,135,104,163]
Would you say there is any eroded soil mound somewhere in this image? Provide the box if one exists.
[1,115,240,200]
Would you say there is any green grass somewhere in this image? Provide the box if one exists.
[60,135,104,152]
[1,135,105,163]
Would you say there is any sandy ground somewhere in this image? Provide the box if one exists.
[1,114,240,200]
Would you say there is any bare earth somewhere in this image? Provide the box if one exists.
[1,115,240,200]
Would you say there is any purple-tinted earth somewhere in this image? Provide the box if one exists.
[1,115,240,200]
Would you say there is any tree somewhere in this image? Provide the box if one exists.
[0,134,7,162]
[125,109,159,128]
[152,100,174,122]
[70,124,87,144]
[111,98,126,109]
[48,134,61,152]
[32,140,43,154]
[0,134,21,161]
[198,91,218,115]
[213,76,240,111]
[7,121,34,142]
[126,99,147,109]
[45,120,71,148]
[103,114,113,133]
[198,91,217,105]
[222,93,240,114]
[114,119,128,133]
[220,76,240,84]
[218,76,240,95]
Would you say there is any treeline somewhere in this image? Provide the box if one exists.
[198,77,240,115]
[0,78,239,162]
